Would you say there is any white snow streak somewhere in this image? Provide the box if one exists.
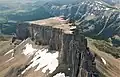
[53,73,65,77]
[95,1,103,5]
[101,57,107,65]
[21,43,59,74]
[4,49,14,56]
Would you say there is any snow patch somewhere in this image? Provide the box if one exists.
[118,14,120,18]
[22,43,37,56]
[21,47,59,74]
[102,16,104,19]
[82,2,84,5]
[70,26,76,30]
[94,7,98,10]
[101,57,107,65]
[97,7,101,10]
[95,1,103,5]
[68,68,70,70]
[53,73,65,77]
[91,13,94,16]
[105,8,110,10]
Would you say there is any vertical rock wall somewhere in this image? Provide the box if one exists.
[28,24,97,77]
[16,22,98,77]
[16,23,30,40]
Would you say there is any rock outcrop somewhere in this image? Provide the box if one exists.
[3,17,97,77]
[15,17,97,77]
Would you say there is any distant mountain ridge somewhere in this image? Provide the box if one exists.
[1,0,120,40]
[41,0,120,39]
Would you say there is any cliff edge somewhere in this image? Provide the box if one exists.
[0,17,98,77]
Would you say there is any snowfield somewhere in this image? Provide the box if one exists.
[22,43,37,56]
[53,73,65,77]
[22,43,59,74]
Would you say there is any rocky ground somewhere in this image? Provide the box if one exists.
[0,36,120,77]
[0,37,43,77]
[87,37,120,77]
[0,37,67,77]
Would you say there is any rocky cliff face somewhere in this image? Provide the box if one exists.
[8,17,98,77]
[24,17,97,77]
[16,23,30,40]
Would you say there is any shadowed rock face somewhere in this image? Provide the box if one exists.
[16,23,30,40]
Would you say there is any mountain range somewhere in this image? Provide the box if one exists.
[1,0,120,42]
[0,0,120,77]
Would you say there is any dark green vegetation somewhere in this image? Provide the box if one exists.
[7,7,52,21]
[2,23,16,35]
[0,16,8,34]
[93,39,120,58]
[0,22,16,35]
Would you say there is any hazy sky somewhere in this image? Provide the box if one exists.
[0,0,78,3]
[0,0,79,5]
